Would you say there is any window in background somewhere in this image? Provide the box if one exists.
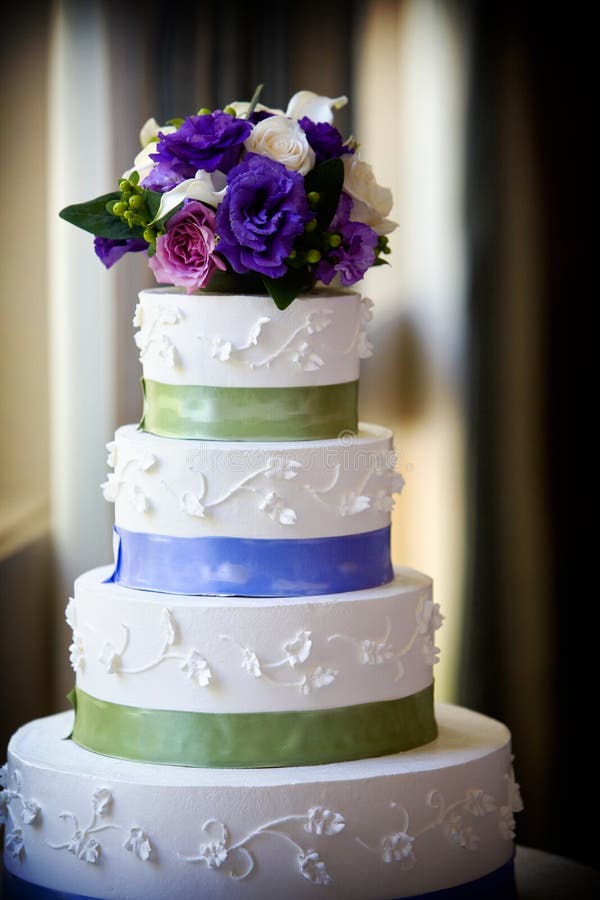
[354,0,469,702]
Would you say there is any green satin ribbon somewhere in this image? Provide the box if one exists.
[69,685,436,768]
[140,378,358,440]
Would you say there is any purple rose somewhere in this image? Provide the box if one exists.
[150,112,252,185]
[94,236,147,268]
[148,200,225,293]
[216,153,312,278]
[314,192,378,287]
[299,117,351,165]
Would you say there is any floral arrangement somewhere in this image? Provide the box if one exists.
[60,86,396,309]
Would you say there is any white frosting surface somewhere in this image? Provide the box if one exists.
[106,423,402,540]
[3,705,520,900]
[69,566,439,714]
[134,288,372,388]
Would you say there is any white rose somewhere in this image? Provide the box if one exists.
[245,116,315,175]
[342,154,397,235]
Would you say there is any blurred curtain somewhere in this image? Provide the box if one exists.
[459,2,587,867]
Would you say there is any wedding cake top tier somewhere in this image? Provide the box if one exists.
[136,287,370,441]
[59,89,396,441]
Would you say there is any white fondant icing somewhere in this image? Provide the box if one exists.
[71,566,435,713]
[134,288,368,388]
[3,705,517,899]
[105,424,401,540]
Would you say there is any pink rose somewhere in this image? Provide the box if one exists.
[148,200,225,293]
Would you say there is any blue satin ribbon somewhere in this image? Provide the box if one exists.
[2,859,517,899]
[105,524,393,596]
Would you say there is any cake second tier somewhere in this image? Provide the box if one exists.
[102,422,403,596]
[66,565,440,768]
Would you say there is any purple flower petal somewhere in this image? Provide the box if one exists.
[150,112,252,186]
[299,117,353,165]
[216,153,312,279]
[94,237,147,269]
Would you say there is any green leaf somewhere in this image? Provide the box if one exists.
[204,269,266,295]
[372,257,390,267]
[245,83,264,120]
[59,193,145,240]
[141,189,163,222]
[303,158,344,230]
[262,269,314,310]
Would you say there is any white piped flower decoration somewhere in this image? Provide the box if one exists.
[463,788,496,817]
[283,631,313,667]
[128,484,148,513]
[291,341,325,371]
[338,491,370,516]
[98,642,121,674]
[124,827,152,861]
[180,490,206,518]
[240,648,262,678]
[106,441,117,468]
[264,458,302,480]
[209,336,232,361]
[258,491,297,525]
[498,807,516,841]
[180,650,212,687]
[380,831,416,868]
[69,633,85,673]
[5,828,25,860]
[298,849,333,885]
[92,789,113,817]
[21,799,40,825]
[101,473,119,503]
[305,807,345,836]
[298,666,337,695]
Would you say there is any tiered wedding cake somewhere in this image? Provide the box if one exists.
[2,89,522,899]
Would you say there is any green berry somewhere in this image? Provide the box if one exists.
[143,227,156,244]
[307,191,320,206]
[197,107,211,116]
[328,233,342,248]
[118,179,130,193]
[305,218,317,233]
[306,249,321,264]
[112,201,128,217]
[128,194,144,210]
[223,106,236,116]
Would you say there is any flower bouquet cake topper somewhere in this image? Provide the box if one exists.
[60,86,396,309]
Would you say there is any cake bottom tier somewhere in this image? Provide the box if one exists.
[2,704,521,900]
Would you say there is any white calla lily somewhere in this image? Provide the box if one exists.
[139,117,161,147]
[149,170,227,224]
[286,90,348,123]
[226,101,284,119]
[122,124,176,183]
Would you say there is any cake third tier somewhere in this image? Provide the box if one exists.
[66,565,439,767]
[102,422,402,596]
